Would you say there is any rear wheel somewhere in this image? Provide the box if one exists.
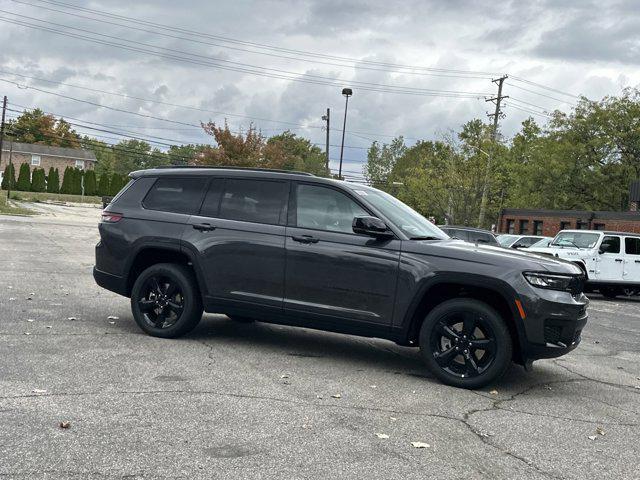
[419,298,512,389]
[131,263,203,338]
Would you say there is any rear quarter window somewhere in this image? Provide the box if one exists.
[143,177,208,215]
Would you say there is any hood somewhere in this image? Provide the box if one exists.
[403,239,583,275]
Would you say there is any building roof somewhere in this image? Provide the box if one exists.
[1,142,96,161]
[500,208,640,221]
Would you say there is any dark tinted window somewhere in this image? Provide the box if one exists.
[519,220,529,234]
[625,237,640,255]
[219,179,288,225]
[560,221,572,230]
[533,220,543,235]
[199,178,225,218]
[506,219,515,234]
[602,236,620,254]
[473,232,496,244]
[296,184,368,234]
[452,229,469,241]
[143,177,207,214]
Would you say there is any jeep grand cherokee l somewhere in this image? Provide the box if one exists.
[94,167,588,389]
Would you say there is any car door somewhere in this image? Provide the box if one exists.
[183,177,289,311]
[623,236,640,283]
[284,182,401,326]
[595,235,624,281]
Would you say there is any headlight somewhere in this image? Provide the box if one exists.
[523,272,581,293]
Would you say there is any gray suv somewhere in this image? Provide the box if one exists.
[94,167,588,389]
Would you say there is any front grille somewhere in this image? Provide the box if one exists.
[544,319,582,347]
[544,325,562,344]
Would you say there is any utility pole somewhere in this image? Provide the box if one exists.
[6,139,13,200]
[478,76,508,227]
[0,96,6,198]
[322,108,330,172]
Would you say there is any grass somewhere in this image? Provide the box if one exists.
[0,192,34,216]
[1,190,102,205]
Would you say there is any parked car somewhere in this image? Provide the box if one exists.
[94,167,588,389]
[529,237,553,249]
[439,225,500,246]
[528,229,640,298]
[497,234,550,249]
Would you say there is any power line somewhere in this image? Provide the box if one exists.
[509,76,580,100]
[507,82,577,107]
[0,13,492,99]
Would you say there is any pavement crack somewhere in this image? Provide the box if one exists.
[552,360,640,393]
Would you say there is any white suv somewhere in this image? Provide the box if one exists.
[528,230,640,298]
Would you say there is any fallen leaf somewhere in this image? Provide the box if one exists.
[593,340,600,344]
[59,421,71,429]
[32,389,47,394]
[67,317,77,321]
[46,325,52,329]
[634,386,640,390]
[370,385,377,389]
[280,374,290,379]
[9,298,15,301]
[108,321,115,325]
[23,332,31,336]
[489,389,498,395]
[316,394,323,399]
[588,435,597,441]
[617,366,624,370]
[596,426,606,436]
[411,442,430,449]
[375,433,389,439]
[107,316,119,320]
[390,417,397,421]
[27,319,35,323]
[331,393,342,399]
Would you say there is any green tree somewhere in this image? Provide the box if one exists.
[264,131,329,176]
[84,169,97,196]
[112,139,166,174]
[363,136,406,186]
[8,109,81,147]
[46,167,60,193]
[1,163,16,190]
[60,166,73,194]
[98,173,110,196]
[16,163,32,191]
[109,173,125,195]
[31,168,46,192]
[71,168,83,195]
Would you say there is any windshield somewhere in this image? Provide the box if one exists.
[348,185,448,239]
[530,237,551,248]
[551,232,600,249]
[497,234,519,247]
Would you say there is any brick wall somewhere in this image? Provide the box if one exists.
[499,212,640,235]
[0,151,94,183]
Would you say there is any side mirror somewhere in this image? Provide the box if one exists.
[352,216,393,238]
[599,244,611,254]
[512,243,524,249]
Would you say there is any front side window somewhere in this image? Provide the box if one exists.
[296,184,367,234]
[625,237,640,255]
[219,179,288,225]
[601,236,620,254]
[143,177,207,214]
[31,155,41,166]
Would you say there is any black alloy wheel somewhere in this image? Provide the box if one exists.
[420,298,512,389]
[131,263,203,338]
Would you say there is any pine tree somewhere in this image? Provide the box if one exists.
[46,167,59,193]
[1,163,15,190]
[31,168,46,192]
[109,173,124,195]
[71,168,83,195]
[84,169,97,196]
[16,163,32,191]
[60,166,73,194]
[98,173,109,196]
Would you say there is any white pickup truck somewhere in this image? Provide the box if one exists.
[527,229,640,298]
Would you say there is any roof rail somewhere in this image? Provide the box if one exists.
[153,165,315,176]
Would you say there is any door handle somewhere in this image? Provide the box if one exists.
[635,260,640,264]
[192,223,216,232]
[614,258,623,262]
[291,235,319,244]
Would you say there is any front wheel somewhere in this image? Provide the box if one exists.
[419,299,512,389]
[130,263,203,338]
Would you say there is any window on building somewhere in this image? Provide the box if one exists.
[296,184,368,234]
[506,219,515,234]
[75,160,85,170]
[143,177,208,215]
[518,219,529,234]
[31,155,41,166]
[576,221,589,230]
[533,220,543,236]
[559,221,572,230]
[625,237,640,255]
[593,223,606,231]
[219,179,289,225]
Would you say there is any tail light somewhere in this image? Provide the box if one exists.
[101,212,123,223]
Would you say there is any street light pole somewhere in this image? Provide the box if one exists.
[339,88,352,179]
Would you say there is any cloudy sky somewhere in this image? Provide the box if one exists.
[0,0,638,177]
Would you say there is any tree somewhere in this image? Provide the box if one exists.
[84,170,97,196]
[60,166,73,194]
[363,137,406,186]
[31,168,46,192]
[71,168,83,195]
[109,173,125,195]
[98,173,110,197]
[112,139,167,174]
[46,167,60,193]
[1,163,15,190]
[198,122,264,167]
[8,109,81,147]
[264,131,329,176]
[16,163,32,191]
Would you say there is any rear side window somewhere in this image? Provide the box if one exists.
[143,177,207,214]
[199,178,225,218]
[219,179,288,225]
[474,233,494,244]
[625,237,640,255]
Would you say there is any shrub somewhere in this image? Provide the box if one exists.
[1,163,15,190]
[84,170,97,196]
[98,173,110,196]
[16,163,32,191]
[31,168,46,192]
[60,166,73,194]
[46,167,60,193]
[109,173,125,195]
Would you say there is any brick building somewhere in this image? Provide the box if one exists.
[0,141,96,184]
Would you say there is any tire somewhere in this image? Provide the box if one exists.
[228,315,255,323]
[130,263,203,338]
[600,286,620,299]
[419,298,512,389]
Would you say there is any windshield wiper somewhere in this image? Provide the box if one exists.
[409,236,441,240]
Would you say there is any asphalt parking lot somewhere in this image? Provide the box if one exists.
[1,204,639,480]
